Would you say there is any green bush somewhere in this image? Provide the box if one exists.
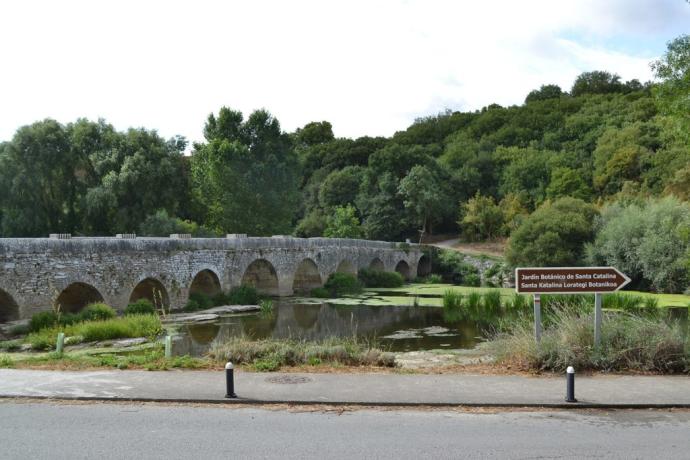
[462,272,481,287]
[29,311,58,332]
[358,269,404,288]
[324,273,364,296]
[228,286,260,305]
[188,292,213,310]
[260,299,273,314]
[80,303,116,322]
[211,291,231,306]
[125,299,156,316]
[507,197,599,267]
[310,287,331,298]
[183,299,201,312]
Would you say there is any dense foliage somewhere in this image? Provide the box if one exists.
[0,35,688,291]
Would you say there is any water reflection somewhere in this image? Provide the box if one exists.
[176,301,486,356]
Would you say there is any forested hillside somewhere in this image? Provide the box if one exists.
[1,36,688,292]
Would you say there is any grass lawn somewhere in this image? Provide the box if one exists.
[370,284,690,308]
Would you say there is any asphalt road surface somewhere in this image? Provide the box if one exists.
[1,401,689,459]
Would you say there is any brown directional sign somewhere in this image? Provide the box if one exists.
[515,267,631,294]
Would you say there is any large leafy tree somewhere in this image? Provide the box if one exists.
[652,35,690,139]
[506,198,599,267]
[398,165,450,242]
[191,107,300,235]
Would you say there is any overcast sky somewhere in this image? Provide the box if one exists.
[1,0,689,144]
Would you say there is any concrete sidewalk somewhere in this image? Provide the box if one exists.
[1,369,690,407]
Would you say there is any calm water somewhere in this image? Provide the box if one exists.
[174,301,489,356]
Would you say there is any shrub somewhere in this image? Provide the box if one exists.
[188,292,213,310]
[324,273,364,296]
[211,291,231,306]
[80,303,116,322]
[125,299,156,316]
[228,286,260,305]
[29,311,58,333]
[462,272,481,287]
[425,274,443,284]
[507,197,599,267]
[310,287,331,298]
[358,269,404,288]
[183,299,201,312]
[442,290,463,310]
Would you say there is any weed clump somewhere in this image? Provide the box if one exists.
[486,309,689,373]
[208,337,395,371]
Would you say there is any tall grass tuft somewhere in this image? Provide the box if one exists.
[208,337,395,371]
[486,309,688,373]
[26,314,162,350]
[442,290,463,310]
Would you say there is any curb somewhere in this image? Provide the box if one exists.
[3,394,690,409]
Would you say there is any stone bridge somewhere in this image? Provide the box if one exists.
[0,236,430,322]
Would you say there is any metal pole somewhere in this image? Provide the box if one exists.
[225,362,237,398]
[534,294,542,342]
[566,366,577,403]
[594,293,602,347]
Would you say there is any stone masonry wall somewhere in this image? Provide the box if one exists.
[0,237,426,320]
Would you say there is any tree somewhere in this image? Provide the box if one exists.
[571,71,625,97]
[323,204,363,238]
[190,107,300,235]
[652,35,690,139]
[546,167,592,201]
[525,84,564,103]
[586,197,690,293]
[398,165,449,242]
[293,121,334,147]
[506,198,599,267]
[319,166,363,208]
[459,193,504,241]
[84,129,188,234]
[359,173,407,241]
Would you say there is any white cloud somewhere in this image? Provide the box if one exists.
[0,0,687,143]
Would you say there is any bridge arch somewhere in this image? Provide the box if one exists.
[369,257,385,271]
[190,269,222,297]
[56,282,105,313]
[0,289,19,323]
[335,259,357,275]
[417,254,431,277]
[292,258,322,294]
[395,260,411,280]
[129,277,170,308]
[241,259,279,296]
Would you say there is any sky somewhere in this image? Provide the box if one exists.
[0,0,689,144]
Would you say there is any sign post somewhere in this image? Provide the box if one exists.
[515,267,630,344]
[533,294,541,342]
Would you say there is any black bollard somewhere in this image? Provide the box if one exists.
[565,366,577,403]
[225,361,237,398]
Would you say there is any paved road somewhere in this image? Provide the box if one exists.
[1,401,689,459]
